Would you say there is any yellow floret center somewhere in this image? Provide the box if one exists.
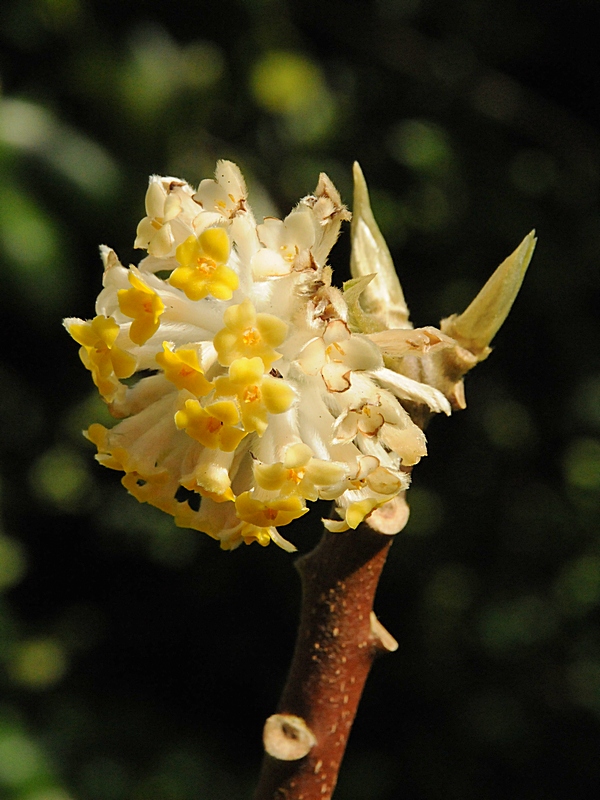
[242,328,260,347]
[287,468,304,485]
[206,416,222,434]
[243,385,261,404]
[281,244,298,262]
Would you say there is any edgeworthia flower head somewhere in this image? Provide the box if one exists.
[65,160,534,551]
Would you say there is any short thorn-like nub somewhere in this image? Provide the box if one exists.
[365,494,410,535]
[370,612,399,652]
[263,714,317,761]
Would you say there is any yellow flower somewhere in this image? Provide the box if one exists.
[118,271,165,345]
[235,492,309,528]
[175,399,247,452]
[84,423,130,471]
[189,485,234,504]
[122,469,173,511]
[155,342,213,396]
[66,315,136,401]
[238,522,298,552]
[214,298,288,369]
[253,443,347,502]
[215,357,294,435]
[240,524,273,548]
[180,448,237,504]
[170,228,238,301]
[323,498,381,533]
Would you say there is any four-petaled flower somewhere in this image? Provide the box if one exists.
[156,342,214,396]
[134,176,198,258]
[297,319,382,392]
[253,443,348,502]
[170,227,238,301]
[175,399,247,452]
[66,315,136,401]
[214,298,288,369]
[118,270,165,345]
[251,209,316,277]
[235,492,309,529]
[215,356,295,435]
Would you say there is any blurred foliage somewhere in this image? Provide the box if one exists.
[1,0,600,798]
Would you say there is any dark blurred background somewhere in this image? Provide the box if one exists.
[2,0,600,798]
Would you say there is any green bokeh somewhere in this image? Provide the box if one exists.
[1,1,600,798]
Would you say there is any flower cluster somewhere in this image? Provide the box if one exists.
[65,161,461,551]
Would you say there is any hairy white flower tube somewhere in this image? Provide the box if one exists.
[64,161,485,552]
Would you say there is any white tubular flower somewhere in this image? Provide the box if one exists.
[134,176,200,258]
[65,160,533,551]
[251,208,317,277]
[296,318,383,393]
[193,160,249,222]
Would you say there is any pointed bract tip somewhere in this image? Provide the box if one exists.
[350,162,411,329]
[441,231,536,359]
[352,161,366,192]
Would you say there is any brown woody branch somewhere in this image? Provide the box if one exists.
[253,496,407,800]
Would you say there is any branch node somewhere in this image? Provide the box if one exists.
[263,714,317,761]
[366,493,410,535]
[370,611,399,653]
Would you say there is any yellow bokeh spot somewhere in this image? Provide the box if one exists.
[156,342,213,396]
[564,438,600,491]
[8,638,67,689]
[117,271,165,345]
[0,731,44,787]
[29,446,92,512]
[0,536,27,590]
[170,228,238,301]
[250,52,335,143]
[389,119,453,175]
[251,51,323,115]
